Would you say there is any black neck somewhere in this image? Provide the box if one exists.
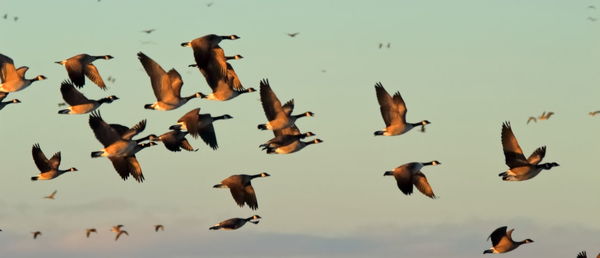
[98,97,112,104]
[213,115,230,120]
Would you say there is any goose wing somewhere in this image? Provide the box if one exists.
[488,226,508,247]
[15,66,28,79]
[527,117,536,124]
[244,184,258,210]
[375,82,402,127]
[65,59,86,88]
[577,251,587,258]
[178,108,200,138]
[60,80,91,106]
[259,79,285,121]
[32,144,51,172]
[138,52,176,102]
[89,111,121,147]
[282,99,294,116]
[84,63,107,89]
[48,152,61,170]
[167,69,184,99]
[392,165,414,195]
[0,53,17,82]
[501,122,528,168]
[120,120,146,141]
[527,146,546,165]
[413,171,435,198]
[225,62,243,90]
[109,156,144,182]
[198,121,218,150]
[274,124,301,137]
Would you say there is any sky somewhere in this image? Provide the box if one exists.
[1,0,600,257]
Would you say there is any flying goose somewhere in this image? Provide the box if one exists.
[170,108,232,150]
[148,129,197,152]
[589,111,600,116]
[55,54,112,89]
[373,82,430,136]
[527,111,554,124]
[137,52,202,110]
[483,226,533,254]
[213,173,270,210]
[111,224,124,232]
[85,228,97,238]
[259,125,315,151]
[181,34,239,88]
[287,32,299,37]
[0,53,46,93]
[58,80,118,114]
[111,224,129,240]
[0,92,20,111]
[189,55,256,101]
[499,122,559,181]
[89,111,155,182]
[258,79,313,130]
[43,190,57,200]
[384,161,440,199]
[32,231,41,239]
[31,144,78,181]
[141,29,156,34]
[209,215,261,230]
[154,225,164,232]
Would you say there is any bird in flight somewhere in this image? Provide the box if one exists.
[141,29,156,34]
[85,228,97,238]
[43,190,57,200]
[32,231,41,239]
[154,225,164,232]
[483,226,533,254]
[589,110,600,116]
[287,32,299,37]
[527,111,554,124]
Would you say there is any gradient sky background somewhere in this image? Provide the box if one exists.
[1,0,600,257]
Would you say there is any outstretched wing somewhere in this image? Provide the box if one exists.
[501,122,528,168]
[60,80,91,106]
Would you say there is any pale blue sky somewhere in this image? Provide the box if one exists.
[1,0,600,257]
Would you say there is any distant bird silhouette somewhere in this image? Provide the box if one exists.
[287,32,299,37]
[31,144,78,181]
[206,2,213,7]
[483,226,533,254]
[589,5,596,9]
[137,52,201,110]
[58,80,118,114]
[499,122,559,181]
[141,29,156,34]
[387,42,391,48]
[527,111,554,124]
[111,225,128,240]
[378,43,383,49]
[0,92,20,111]
[154,225,164,232]
[32,231,41,239]
[170,108,232,150]
[13,16,18,22]
[148,129,197,152]
[589,111,600,116]
[43,190,57,200]
[55,54,113,89]
[85,228,97,238]
[257,79,313,131]
[106,76,116,83]
[2,14,7,19]
[209,215,261,230]
[589,17,597,21]
[213,173,270,210]
[373,82,430,136]
[384,161,441,199]
[0,53,47,93]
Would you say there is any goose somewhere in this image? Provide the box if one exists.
[209,215,261,230]
[85,228,97,238]
[154,225,164,232]
[589,111,600,117]
[528,111,554,124]
[170,108,232,150]
[0,53,46,93]
[373,82,430,136]
[483,226,533,254]
[111,224,129,240]
[89,111,155,182]
[189,55,256,101]
[383,161,440,199]
[0,92,20,111]
[257,79,313,130]
[43,190,57,200]
[287,32,299,37]
[58,80,118,114]
[31,144,78,181]
[181,34,239,88]
[32,231,41,239]
[213,172,270,210]
[265,138,323,154]
[137,52,201,110]
[141,29,156,34]
[55,54,113,89]
[259,125,315,151]
[148,129,197,152]
[499,121,559,181]
[526,117,537,124]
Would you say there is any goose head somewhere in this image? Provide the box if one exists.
[12,99,21,103]
[246,88,256,93]
[421,120,431,125]
[259,172,270,177]
[304,111,314,117]
[34,75,47,81]
[147,134,160,142]
[383,171,394,176]
[180,41,192,47]
[103,55,114,60]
